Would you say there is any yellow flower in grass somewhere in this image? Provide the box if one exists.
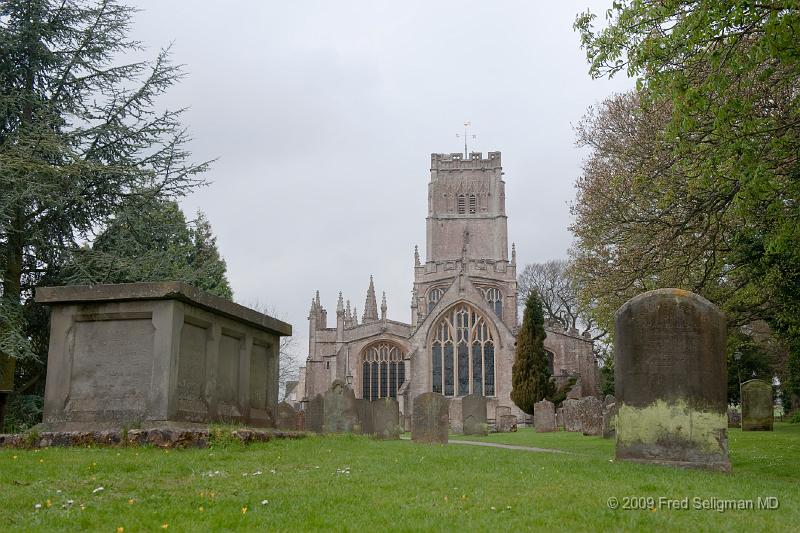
[161,524,169,529]
[128,499,135,505]
[117,528,124,532]
[241,506,248,514]
[199,506,204,512]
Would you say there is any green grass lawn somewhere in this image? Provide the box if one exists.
[1,424,798,532]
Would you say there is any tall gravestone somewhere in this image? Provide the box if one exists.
[578,396,603,436]
[615,289,730,472]
[561,399,582,432]
[354,398,371,435]
[276,401,298,431]
[461,394,488,436]
[370,397,402,439]
[305,394,324,433]
[533,399,557,433]
[323,380,358,433]
[412,392,449,443]
[741,379,773,431]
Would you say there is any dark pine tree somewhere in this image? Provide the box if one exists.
[511,291,553,414]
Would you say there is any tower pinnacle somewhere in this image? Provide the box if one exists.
[363,276,379,323]
[381,291,387,320]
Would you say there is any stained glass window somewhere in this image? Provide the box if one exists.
[362,342,405,400]
[484,341,495,396]
[429,303,496,397]
[444,343,454,396]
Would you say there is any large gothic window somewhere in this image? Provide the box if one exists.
[483,287,503,319]
[427,286,444,313]
[430,303,495,397]
[362,342,405,401]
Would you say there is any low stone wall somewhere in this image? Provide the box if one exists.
[36,282,292,431]
[0,427,305,449]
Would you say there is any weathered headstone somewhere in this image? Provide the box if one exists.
[276,401,298,431]
[354,398,371,434]
[727,408,741,428]
[449,398,463,433]
[323,380,358,433]
[370,397,402,439]
[602,402,619,439]
[741,379,773,431]
[412,392,449,443]
[499,415,518,432]
[533,399,557,433]
[561,399,582,432]
[305,394,324,433]
[578,396,603,436]
[461,394,488,436]
[615,289,730,472]
[494,406,512,432]
[603,395,616,408]
[555,407,564,430]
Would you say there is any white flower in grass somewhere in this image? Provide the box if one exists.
[34,503,42,510]
[92,487,104,494]
[261,500,269,505]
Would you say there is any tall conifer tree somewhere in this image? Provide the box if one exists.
[511,291,553,414]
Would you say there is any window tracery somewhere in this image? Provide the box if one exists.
[430,303,495,397]
[361,342,405,401]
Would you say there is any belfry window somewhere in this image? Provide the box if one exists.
[457,194,466,214]
[362,342,405,401]
[427,287,444,313]
[430,303,495,397]
[469,194,477,214]
[484,287,503,319]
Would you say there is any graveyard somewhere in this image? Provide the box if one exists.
[1,424,798,531]
[2,2,800,532]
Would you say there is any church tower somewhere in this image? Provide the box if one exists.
[412,152,517,331]
[426,152,508,262]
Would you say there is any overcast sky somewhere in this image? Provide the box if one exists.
[127,1,631,362]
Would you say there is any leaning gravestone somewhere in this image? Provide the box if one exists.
[561,399,582,432]
[305,394,324,433]
[494,406,512,432]
[412,392,449,443]
[533,399,557,433]
[578,396,603,436]
[727,408,741,428]
[741,379,773,431]
[615,289,730,472]
[276,401,298,431]
[602,403,619,439]
[323,380,358,433]
[462,394,488,436]
[370,397,402,439]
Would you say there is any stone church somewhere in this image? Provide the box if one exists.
[298,152,597,425]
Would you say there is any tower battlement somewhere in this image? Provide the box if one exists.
[431,151,501,171]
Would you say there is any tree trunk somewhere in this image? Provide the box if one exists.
[0,393,7,432]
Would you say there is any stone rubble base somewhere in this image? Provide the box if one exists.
[0,428,306,449]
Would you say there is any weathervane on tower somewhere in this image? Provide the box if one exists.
[456,121,476,158]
